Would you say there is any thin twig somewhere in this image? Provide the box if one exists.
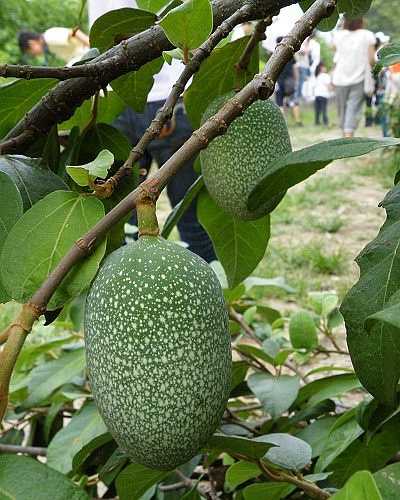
[97,4,256,198]
[257,460,330,499]
[229,307,260,343]
[0,444,47,456]
[236,17,272,72]
[0,62,114,80]
[0,0,337,423]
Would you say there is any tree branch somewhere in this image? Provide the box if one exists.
[0,62,115,80]
[0,0,300,155]
[258,460,330,499]
[96,3,259,198]
[0,0,337,423]
[0,444,47,456]
[236,17,271,72]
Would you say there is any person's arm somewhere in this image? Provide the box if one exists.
[368,44,376,67]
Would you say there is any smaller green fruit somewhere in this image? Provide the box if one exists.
[289,311,318,350]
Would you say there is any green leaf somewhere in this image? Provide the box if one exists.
[247,373,300,419]
[374,463,400,499]
[257,433,312,471]
[231,361,249,391]
[331,471,382,500]
[184,36,258,128]
[308,291,339,317]
[0,79,56,139]
[1,191,106,310]
[244,276,295,294]
[0,155,68,211]
[116,463,170,500]
[243,482,295,500]
[0,171,23,303]
[205,434,275,460]
[162,176,204,239]
[327,416,400,487]
[159,0,213,51]
[60,91,125,131]
[90,8,157,52]
[296,416,337,458]
[111,57,164,112]
[341,184,400,405]
[225,461,261,491]
[365,303,400,331]
[72,432,114,472]
[78,123,132,163]
[197,189,270,289]
[22,348,86,407]
[47,402,107,474]
[248,138,400,213]
[296,373,362,408]
[67,149,114,186]
[0,455,89,500]
[289,310,318,349]
[315,409,364,472]
[376,42,400,71]
[337,0,373,16]
[41,126,60,172]
[137,0,171,13]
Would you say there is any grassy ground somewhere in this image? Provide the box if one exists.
[256,103,397,310]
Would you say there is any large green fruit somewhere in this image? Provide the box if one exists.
[200,94,292,220]
[84,236,231,470]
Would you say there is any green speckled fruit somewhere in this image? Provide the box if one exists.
[84,236,231,470]
[200,93,292,220]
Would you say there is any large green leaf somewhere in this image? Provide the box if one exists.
[0,155,68,211]
[22,348,86,408]
[375,463,400,499]
[197,189,270,289]
[47,402,107,474]
[296,373,362,408]
[0,79,56,139]
[0,171,23,303]
[0,455,89,500]
[257,433,312,471]
[159,0,213,51]
[248,138,400,213]
[341,184,400,405]
[243,482,295,500]
[1,191,106,310]
[328,416,400,487]
[111,57,164,112]
[116,463,170,500]
[184,36,258,128]
[60,91,125,131]
[296,416,337,458]
[247,373,300,419]
[331,471,382,500]
[137,0,170,12]
[205,434,275,459]
[78,123,131,163]
[90,8,156,52]
[315,410,364,473]
[225,461,261,491]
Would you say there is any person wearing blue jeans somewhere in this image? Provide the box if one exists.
[113,99,217,263]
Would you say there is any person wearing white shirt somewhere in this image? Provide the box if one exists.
[88,0,216,262]
[314,62,331,126]
[332,16,376,137]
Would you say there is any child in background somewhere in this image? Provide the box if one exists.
[314,62,331,126]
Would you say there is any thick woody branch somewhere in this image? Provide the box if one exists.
[97,3,258,197]
[0,61,115,80]
[0,0,300,155]
[0,0,337,423]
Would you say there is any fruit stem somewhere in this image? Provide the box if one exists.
[137,200,160,237]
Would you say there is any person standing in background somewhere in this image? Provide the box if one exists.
[88,0,216,263]
[314,62,331,126]
[18,28,89,66]
[332,16,376,138]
